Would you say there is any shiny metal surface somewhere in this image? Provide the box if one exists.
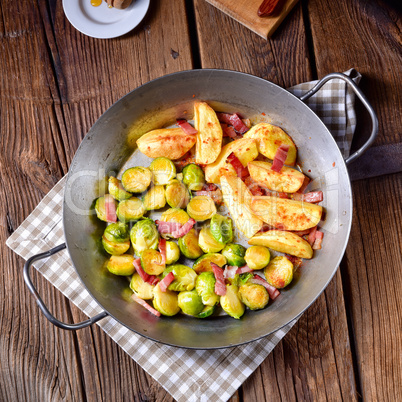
[63,69,355,349]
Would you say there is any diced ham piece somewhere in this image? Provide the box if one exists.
[158,238,166,265]
[308,226,318,246]
[271,145,290,173]
[171,218,196,238]
[155,220,182,236]
[223,265,238,279]
[204,183,218,191]
[249,274,280,300]
[292,229,313,237]
[131,294,161,317]
[227,152,249,180]
[211,263,227,296]
[193,189,223,204]
[236,265,253,275]
[278,192,290,199]
[216,112,233,125]
[285,255,303,269]
[216,112,249,134]
[222,125,239,140]
[302,191,323,203]
[105,195,117,223]
[134,258,150,282]
[312,230,324,250]
[159,272,175,292]
[147,275,160,286]
[176,119,198,135]
[296,176,311,194]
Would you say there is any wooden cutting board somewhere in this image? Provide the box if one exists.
[204,0,299,39]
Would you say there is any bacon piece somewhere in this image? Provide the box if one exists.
[131,294,161,317]
[171,218,196,238]
[296,176,311,194]
[159,272,175,292]
[249,274,280,300]
[158,238,166,265]
[223,265,238,279]
[244,176,266,196]
[285,255,303,269]
[278,192,290,199]
[155,220,182,235]
[211,263,227,296]
[193,189,223,204]
[227,152,249,180]
[147,276,160,285]
[203,183,218,191]
[222,125,240,140]
[176,119,198,135]
[236,265,252,275]
[271,145,290,173]
[104,195,117,223]
[312,230,324,250]
[308,226,318,246]
[216,112,249,134]
[133,258,159,285]
[302,191,323,203]
[216,112,233,125]
[292,229,313,237]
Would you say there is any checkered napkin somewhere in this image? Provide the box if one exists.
[6,69,360,402]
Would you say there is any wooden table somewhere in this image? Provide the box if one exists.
[1,0,400,400]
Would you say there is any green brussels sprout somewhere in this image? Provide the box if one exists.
[192,253,227,274]
[104,222,130,243]
[141,249,165,275]
[220,284,245,319]
[264,256,294,289]
[121,166,152,193]
[178,290,204,316]
[130,219,159,256]
[197,305,215,318]
[149,157,176,185]
[221,243,246,266]
[153,284,180,316]
[195,272,220,306]
[178,229,203,259]
[182,164,205,191]
[130,272,154,300]
[198,226,225,254]
[160,208,190,239]
[238,283,269,310]
[165,241,180,265]
[102,236,130,255]
[143,185,166,211]
[244,246,271,270]
[108,176,132,201]
[116,197,145,222]
[163,264,197,291]
[95,195,117,222]
[106,254,136,276]
[165,179,190,208]
[187,196,216,221]
[210,214,233,244]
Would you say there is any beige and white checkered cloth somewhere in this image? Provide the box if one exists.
[6,69,360,402]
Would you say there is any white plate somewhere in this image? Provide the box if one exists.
[63,0,150,39]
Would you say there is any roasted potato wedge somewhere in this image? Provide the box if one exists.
[248,230,313,259]
[243,123,297,165]
[248,160,305,193]
[250,196,322,231]
[194,102,223,164]
[204,138,258,184]
[220,175,263,239]
[136,128,196,160]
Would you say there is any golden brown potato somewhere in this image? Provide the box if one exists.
[248,230,313,259]
[250,196,322,231]
[220,175,263,239]
[243,123,297,165]
[248,160,305,193]
[204,138,258,184]
[194,102,223,164]
[136,128,196,160]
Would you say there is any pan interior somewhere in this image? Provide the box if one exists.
[63,70,352,349]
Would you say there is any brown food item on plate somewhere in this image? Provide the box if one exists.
[106,0,133,9]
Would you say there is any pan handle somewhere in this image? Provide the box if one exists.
[23,243,109,330]
[299,72,378,165]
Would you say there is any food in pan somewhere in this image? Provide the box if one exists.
[94,101,325,319]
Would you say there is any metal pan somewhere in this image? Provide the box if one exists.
[24,70,378,349]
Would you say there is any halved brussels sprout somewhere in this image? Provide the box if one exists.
[104,222,130,243]
[178,290,204,316]
[163,264,197,291]
[108,176,132,201]
[245,245,271,270]
[143,185,166,211]
[220,284,245,319]
[192,253,227,274]
[165,241,180,265]
[160,208,190,239]
[149,157,176,185]
[238,283,269,310]
[95,195,117,222]
[210,214,233,244]
[264,256,294,289]
[102,236,130,255]
[182,164,205,191]
[221,243,246,266]
[198,226,225,253]
[197,305,215,318]
[195,272,220,306]
[130,219,159,256]
[107,254,135,276]
[116,197,145,222]
[130,272,154,300]
[121,166,152,193]
[141,249,165,275]
[186,196,216,221]
[178,229,203,259]
[165,179,190,208]
[153,284,180,316]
